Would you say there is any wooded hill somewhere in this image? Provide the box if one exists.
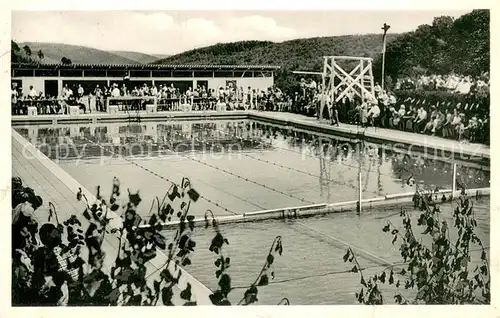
[155,10,489,92]
[153,35,399,91]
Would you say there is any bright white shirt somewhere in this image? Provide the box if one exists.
[111,87,121,97]
[446,113,452,123]
[418,109,427,121]
[368,105,380,118]
[455,81,471,94]
[12,89,18,103]
[29,88,37,98]
[446,78,457,90]
[389,95,396,104]
[62,88,73,100]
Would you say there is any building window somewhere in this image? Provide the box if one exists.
[214,71,234,78]
[13,69,34,77]
[233,71,253,78]
[172,71,193,78]
[107,70,128,77]
[84,70,107,77]
[130,70,151,77]
[59,69,83,77]
[254,71,273,78]
[193,71,214,78]
[152,70,172,77]
[34,69,58,77]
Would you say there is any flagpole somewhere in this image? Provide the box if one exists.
[381,23,391,91]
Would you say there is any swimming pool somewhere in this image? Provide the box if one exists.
[173,196,491,304]
[13,118,491,304]
[14,119,490,218]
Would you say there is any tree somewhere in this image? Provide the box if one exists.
[11,41,23,63]
[22,45,32,58]
[374,9,489,79]
[61,57,72,65]
[343,185,490,304]
[11,177,287,306]
[37,50,44,63]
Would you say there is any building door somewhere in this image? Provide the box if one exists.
[44,80,58,98]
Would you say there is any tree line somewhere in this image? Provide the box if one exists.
[11,40,72,65]
[11,10,489,90]
[375,9,490,81]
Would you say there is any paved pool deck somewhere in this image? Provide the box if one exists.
[251,112,490,161]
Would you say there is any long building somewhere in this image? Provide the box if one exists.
[11,62,280,97]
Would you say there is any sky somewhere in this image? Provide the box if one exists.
[11,10,472,55]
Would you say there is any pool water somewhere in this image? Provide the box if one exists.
[173,197,491,304]
[14,119,490,217]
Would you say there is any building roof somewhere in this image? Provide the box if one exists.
[11,62,281,71]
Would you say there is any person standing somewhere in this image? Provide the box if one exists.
[94,85,103,112]
[77,84,84,98]
[367,101,381,127]
[12,83,19,115]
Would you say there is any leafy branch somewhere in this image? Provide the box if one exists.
[344,184,490,305]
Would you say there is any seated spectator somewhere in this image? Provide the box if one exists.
[463,116,479,142]
[403,105,416,131]
[455,113,466,141]
[414,106,427,132]
[28,86,37,100]
[441,109,453,138]
[393,104,406,129]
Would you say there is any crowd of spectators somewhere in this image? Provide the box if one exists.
[105,82,288,112]
[11,83,88,115]
[11,81,290,114]
[352,73,490,144]
[277,73,489,145]
[10,71,490,145]
[395,73,490,96]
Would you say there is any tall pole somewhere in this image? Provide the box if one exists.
[320,57,327,121]
[381,23,391,91]
[357,143,363,214]
[452,162,458,198]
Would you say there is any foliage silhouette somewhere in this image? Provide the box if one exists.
[11,177,286,306]
[61,57,72,65]
[374,10,489,79]
[343,185,490,304]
